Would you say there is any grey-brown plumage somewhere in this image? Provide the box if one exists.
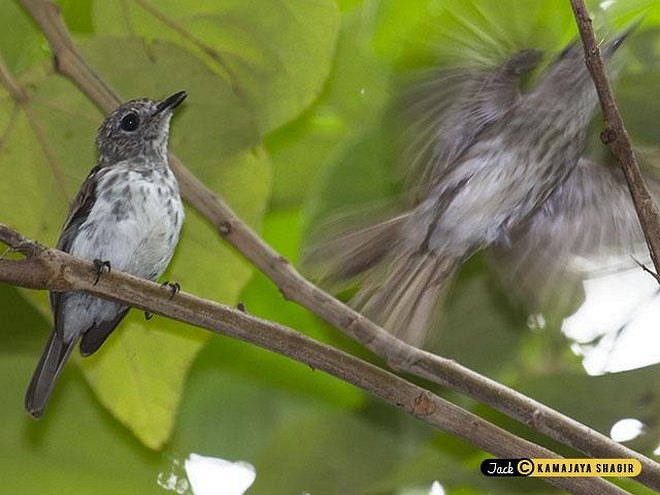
[403,48,543,199]
[25,91,187,418]
[307,30,633,347]
[490,156,657,310]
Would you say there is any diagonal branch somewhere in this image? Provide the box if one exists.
[0,223,629,495]
[570,0,660,284]
[16,0,660,491]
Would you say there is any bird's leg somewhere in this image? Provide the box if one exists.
[92,259,111,286]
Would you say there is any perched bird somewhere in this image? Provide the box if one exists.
[307,29,635,346]
[25,91,187,418]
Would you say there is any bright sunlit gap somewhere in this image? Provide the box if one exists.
[610,418,646,442]
[600,0,618,10]
[561,266,660,375]
[430,481,445,495]
[185,454,256,495]
[158,453,256,495]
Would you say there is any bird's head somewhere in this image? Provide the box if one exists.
[96,91,187,165]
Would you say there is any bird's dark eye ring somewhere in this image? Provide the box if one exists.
[120,112,140,132]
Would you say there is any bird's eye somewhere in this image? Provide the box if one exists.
[120,112,140,132]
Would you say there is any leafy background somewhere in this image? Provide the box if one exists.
[0,0,659,494]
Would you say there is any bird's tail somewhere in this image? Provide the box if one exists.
[305,213,458,346]
[353,250,458,346]
[25,331,76,418]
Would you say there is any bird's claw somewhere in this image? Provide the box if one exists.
[92,259,111,286]
[161,281,180,300]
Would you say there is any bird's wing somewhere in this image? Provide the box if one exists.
[56,165,101,253]
[79,307,130,356]
[50,165,103,335]
[399,49,542,197]
[489,157,655,310]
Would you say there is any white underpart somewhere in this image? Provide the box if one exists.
[62,160,183,341]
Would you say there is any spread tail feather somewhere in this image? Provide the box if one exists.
[25,331,76,419]
[303,213,410,287]
[354,252,458,346]
[305,212,458,346]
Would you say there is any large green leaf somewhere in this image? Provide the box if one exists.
[0,354,162,494]
[0,284,49,353]
[251,411,403,494]
[0,0,49,72]
[516,364,660,453]
[91,0,339,135]
[234,208,368,403]
[265,6,391,208]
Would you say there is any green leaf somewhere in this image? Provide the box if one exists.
[0,1,49,73]
[266,7,391,207]
[91,0,340,134]
[0,354,163,493]
[173,339,363,461]
[251,411,403,494]
[429,264,526,377]
[234,208,367,406]
[0,284,49,353]
[372,0,576,70]
[56,0,95,34]
[80,315,206,450]
[516,364,660,454]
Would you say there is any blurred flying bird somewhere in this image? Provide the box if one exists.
[306,28,646,346]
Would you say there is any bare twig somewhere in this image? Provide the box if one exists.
[570,0,660,284]
[0,223,629,495]
[15,0,660,491]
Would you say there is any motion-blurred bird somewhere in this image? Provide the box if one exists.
[25,91,187,418]
[307,29,644,346]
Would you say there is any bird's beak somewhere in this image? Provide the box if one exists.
[608,20,640,52]
[155,91,187,114]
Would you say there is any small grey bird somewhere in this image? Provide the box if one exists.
[25,91,187,418]
[307,30,633,346]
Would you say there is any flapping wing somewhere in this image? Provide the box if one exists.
[400,49,542,197]
[489,157,654,310]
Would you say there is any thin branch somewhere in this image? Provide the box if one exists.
[570,0,660,284]
[16,0,660,491]
[0,223,628,495]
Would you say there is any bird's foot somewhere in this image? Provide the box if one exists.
[92,259,111,286]
[161,281,180,300]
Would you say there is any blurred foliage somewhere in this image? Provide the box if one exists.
[0,0,659,494]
